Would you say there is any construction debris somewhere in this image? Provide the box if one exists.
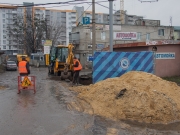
[69,71,180,124]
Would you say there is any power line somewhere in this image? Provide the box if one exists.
[2,0,86,8]
[70,3,92,27]
[69,0,112,26]
[43,1,108,9]
[96,2,128,16]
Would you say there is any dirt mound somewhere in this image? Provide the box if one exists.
[69,71,180,124]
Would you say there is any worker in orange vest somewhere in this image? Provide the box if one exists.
[72,56,82,85]
[18,57,30,76]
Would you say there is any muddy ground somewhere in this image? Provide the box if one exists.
[0,67,180,135]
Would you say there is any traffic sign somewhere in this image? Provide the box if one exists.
[88,56,94,61]
[83,17,90,25]
[21,76,31,87]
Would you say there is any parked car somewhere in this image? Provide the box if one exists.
[5,61,17,71]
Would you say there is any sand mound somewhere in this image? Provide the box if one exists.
[69,71,180,124]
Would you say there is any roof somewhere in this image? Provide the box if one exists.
[103,40,180,51]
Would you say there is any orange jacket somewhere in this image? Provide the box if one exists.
[73,59,82,71]
[18,61,28,74]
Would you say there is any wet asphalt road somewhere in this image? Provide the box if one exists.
[0,67,180,135]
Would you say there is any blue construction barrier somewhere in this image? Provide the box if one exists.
[93,51,154,83]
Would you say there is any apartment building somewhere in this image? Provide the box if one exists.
[0,4,161,54]
[0,5,25,54]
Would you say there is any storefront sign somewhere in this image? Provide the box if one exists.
[155,52,175,59]
[114,32,137,40]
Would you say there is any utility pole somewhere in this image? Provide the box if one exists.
[92,0,96,56]
[109,0,114,52]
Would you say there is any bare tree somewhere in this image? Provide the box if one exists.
[45,21,66,46]
[7,13,47,55]
[8,13,67,55]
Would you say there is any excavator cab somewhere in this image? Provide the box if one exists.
[48,44,74,80]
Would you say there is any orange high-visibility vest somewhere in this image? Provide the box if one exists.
[73,59,82,71]
[18,61,28,74]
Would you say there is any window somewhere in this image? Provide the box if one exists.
[3,35,6,39]
[3,46,6,49]
[3,40,6,44]
[137,32,141,40]
[17,8,22,12]
[3,30,6,33]
[9,46,11,50]
[101,32,106,40]
[146,33,150,40]
[88,45,92,49]
[3,24,6,28]
[3,19,5,23]
[2,9,5,12]
[158,29,164,36]
[3,14,5,18]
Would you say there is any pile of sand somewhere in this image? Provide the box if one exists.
[69,71,180,124]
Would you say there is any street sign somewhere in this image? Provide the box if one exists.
[44,40,52,46]
[88,56,94,61]
[83,17,90,25]
[21,76,31,87]
[44,46,50,54]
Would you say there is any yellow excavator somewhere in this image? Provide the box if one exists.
[48,43,74,80]
[16,54,30,65]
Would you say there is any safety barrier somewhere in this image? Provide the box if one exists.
[18,76,36,94]
[93,51,153,83]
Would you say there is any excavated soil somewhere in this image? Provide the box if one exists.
[69,71,180,124]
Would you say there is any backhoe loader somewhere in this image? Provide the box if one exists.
[48,43,74,80]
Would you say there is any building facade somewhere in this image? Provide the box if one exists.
[0,4,175,55]
[174,26,180,40]
[103,42,180,77]
[0,5,24,54]
[70,24,172,68]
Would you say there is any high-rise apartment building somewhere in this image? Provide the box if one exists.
[0,4,147,54]
[0,5,25,54]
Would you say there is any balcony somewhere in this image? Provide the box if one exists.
[61,19,66,23]
[12,11,17,14]
[115,17,121,21]
[61,15,66,18]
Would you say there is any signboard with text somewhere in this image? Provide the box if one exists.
[155,52,175,59]
[44,40,52,46]
[114,32,137,40]
[44,46,50,54]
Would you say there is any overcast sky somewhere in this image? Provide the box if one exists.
[1,0,180,26]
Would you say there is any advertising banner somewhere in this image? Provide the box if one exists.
[93,51,153,83]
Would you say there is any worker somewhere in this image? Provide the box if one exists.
[72,56,82,85]
[18,57,30,76]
